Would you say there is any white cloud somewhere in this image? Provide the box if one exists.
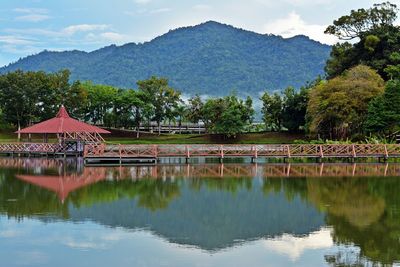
[100,32,129,42]
[62,24,109,35]
[263,228,334,261]
[14,8,48,14]
[15,14,50,22]
[149,8,172,14]
[134,0,152,4]
[193,4,212,11]
[14,7,50,22]
[264,11,338,44]
[0,35,37,45]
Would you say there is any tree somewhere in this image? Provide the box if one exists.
[137,76,181,135]
[325,2,398,40]
[325,2,400,79]
[81,81,118,125]
[281,86,310,132]
[365,79,400,133]
[307,65,385,139]
[260,92,283,131]
[202,94,254,138]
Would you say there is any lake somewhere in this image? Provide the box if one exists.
[0,158,399,267]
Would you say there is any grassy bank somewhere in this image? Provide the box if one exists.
[105,130,305,144]
[0,128,305,144]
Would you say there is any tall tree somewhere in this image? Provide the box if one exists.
[260,92,283,131]
[325,2,400,79]
[202,94,254,138]
[137,76,181,135]
[365,79,400,133]
[307,65,385,139]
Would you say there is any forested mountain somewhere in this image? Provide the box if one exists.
[0,21,331,96]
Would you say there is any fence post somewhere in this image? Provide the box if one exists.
[384,144,389,159]
[286,145,291,158]
[352,144,356,158]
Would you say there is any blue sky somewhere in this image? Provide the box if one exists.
[0,0,396,67]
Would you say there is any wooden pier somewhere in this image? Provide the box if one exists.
[83,143,400,165]
[0,142,81,157]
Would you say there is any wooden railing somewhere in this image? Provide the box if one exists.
[0,143,67,153]
[83,144,400,159]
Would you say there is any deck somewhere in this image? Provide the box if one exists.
[83,144,400,164]
[0,143,81,157]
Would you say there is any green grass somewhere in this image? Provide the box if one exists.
[105,132,305,145]
[0,128,306,144]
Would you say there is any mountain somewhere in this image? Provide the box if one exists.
[0,21,331,96]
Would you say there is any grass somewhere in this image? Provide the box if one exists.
[105,131,305,145]
[0,128,306,144]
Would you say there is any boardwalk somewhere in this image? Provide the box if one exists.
[83,143,400,164]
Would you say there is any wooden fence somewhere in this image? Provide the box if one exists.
[83,144,400,159]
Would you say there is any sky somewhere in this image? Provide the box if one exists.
[0,0,398,67]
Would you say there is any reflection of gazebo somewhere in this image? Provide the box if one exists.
[16,105,110,147]
[16,168,107,202]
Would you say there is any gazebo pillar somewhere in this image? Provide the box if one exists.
[43,133,48,143]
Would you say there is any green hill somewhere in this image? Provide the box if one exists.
[0,21,331,96]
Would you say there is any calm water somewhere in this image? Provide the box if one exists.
[0,158,400,267]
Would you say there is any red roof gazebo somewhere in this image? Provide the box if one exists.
[16,105,110,144]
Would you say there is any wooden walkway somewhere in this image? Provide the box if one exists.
[0,143,80,157]
[83,144,400,164]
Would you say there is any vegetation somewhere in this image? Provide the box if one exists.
[324,2,400,80]
[307,65,385,139]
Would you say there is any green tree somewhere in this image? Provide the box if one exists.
[260,92,283,131]
[81,81,118,125]
[325,2,400,79]
[307,65,385,139]
[137,76,182,135]
[202,94,254,138]
[365,79,400,133]
[281,86,310,132]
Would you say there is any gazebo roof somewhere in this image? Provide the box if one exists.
[16,106,110,134]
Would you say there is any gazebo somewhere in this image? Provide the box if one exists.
[16,105,110,153]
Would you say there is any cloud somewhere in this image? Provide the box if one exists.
[15,14,51,22]
[62,24,109,35]
[85,32,131,44]
[134,0,152,4]
[149,8,172,14]
[264,11,338,44]
[14,8,48,14]
[263,228,334,261]
[0,35,37,45]
[192,4,212,11]
[14,7,50,22]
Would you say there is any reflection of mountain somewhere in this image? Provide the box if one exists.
[2,159,400,263]
[68,182,324,251]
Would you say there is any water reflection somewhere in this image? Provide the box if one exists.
[0,158,400,266]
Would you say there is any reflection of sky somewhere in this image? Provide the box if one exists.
[0,216,347,267]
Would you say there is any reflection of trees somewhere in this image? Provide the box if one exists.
[307,178,385,228]
[262,176,400,265]
[262,178,308,201]
[66,179,181,211]
[323,178,400,265]
[0,170,69,219]
[189,177,252,193]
